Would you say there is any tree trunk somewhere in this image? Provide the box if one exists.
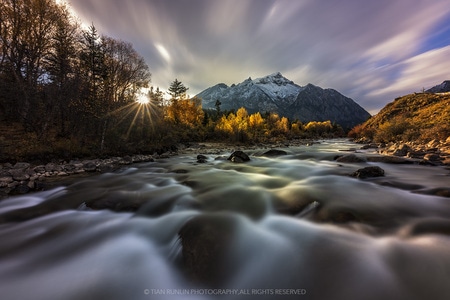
[100,118,108,152]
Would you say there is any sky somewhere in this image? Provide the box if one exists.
[67,0,450,114]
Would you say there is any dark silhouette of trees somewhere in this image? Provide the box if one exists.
[0,0,153,158]
[0,0,61,128]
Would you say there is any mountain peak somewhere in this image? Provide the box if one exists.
[426,80,450,93]
[254,72,294,86]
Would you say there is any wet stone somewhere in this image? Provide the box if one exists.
[13,162,30,170]
[9,169,30,181]
[83,161,97,172]
[259,149,288,157]
[424,153,442,162]
[197,154,208,163]
[227,151,250,163]
[178,213,238,287]
[351,166,385,179]
[335,154,367,163]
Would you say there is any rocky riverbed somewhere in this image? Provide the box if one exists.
[0,140,311,198]
[375,138,450,165]
[1,138,449,198]
[1,139,450,300]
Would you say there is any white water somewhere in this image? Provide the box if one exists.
[1,140,449,300]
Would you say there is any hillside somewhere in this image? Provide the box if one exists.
[350,92,450,143]
[197,72,370,129]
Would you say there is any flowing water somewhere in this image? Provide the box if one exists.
[1,140,450,300]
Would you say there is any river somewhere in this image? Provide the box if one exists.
[0,140,449,300]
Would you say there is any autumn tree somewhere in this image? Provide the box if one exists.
[215,107,250,142]
[304,120,333,136]
[248,112,264,139]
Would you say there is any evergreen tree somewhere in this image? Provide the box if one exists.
[215,99,222,116]
[168,79,188,100]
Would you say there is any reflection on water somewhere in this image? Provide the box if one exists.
[0,140,449,300]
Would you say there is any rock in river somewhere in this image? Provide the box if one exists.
[351,166,385,179]
[227,151,250,163]
[336,154,367,163]
[259,149,288,157]
[178,213,238,287]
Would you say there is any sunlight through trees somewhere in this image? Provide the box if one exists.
[0,0,345,161]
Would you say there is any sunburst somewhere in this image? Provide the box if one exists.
[107,94,161,140]
[136,89,150,104]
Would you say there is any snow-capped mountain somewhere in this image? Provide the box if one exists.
[426,80,450,93]
[196,72,370,129]
[198,72,302,113]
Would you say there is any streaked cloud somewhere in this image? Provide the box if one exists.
[69,0,450,113]
[154,43,171,63]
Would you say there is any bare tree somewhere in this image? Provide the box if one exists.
[0,0,61,127]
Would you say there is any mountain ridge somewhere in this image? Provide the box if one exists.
[196,72,370,129]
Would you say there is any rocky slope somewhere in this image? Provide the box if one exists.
[360,91,450,137]
[197,72,370,129]
[351,80,450,165]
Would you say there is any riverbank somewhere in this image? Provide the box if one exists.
[0,154,155,198]
[374,138,450,165]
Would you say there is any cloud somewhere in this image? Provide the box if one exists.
[68,0,450,112]
[369,45,450,96]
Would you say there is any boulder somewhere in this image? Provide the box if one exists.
[9,169,30,181]
[82,161,97,172]
[259,149,288,157]
[13,162,30,170]
[336,154,366,163]
[424,153,442,162]
[34,165,46,173]
[367,156,413,164]
[392,144,411,156]
[227,151,250,163]
[63,164,77,172]
[197,154,208,163]
[45,163,62,172]
[351,166,385,179]
[178,213,238,287]
[360,143,378,150]
[0,176,13,188]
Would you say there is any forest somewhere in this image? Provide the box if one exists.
[0,0,344,162]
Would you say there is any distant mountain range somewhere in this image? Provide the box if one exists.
[196,72,370,129]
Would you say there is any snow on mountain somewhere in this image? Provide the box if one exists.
[196,72,371,129]
[253,72,304,106]
[425,80,450,93]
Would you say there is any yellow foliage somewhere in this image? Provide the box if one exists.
[165,97,204,127]
[275,117,289,133]
[304,121,333,135]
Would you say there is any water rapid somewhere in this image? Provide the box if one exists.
[1,140,449,300]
